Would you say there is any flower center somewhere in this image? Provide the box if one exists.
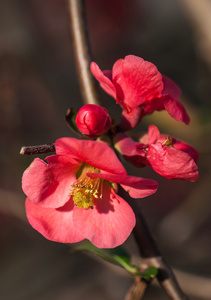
[69,164,103,209]
[162,136,173,147]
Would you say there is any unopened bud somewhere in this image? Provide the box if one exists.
[76,104,112,138]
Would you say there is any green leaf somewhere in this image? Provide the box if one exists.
[71,242,137,274]
[134,267,158,279]
[71,243,158,278]
[65,108,85,137]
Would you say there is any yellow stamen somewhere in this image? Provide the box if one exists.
[69,164,104,209]
[162,136,174,147]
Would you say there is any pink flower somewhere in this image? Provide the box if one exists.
[22,138,158,248]
[115,125,199,182]
[91,55,190,130]
[76,104,111,138]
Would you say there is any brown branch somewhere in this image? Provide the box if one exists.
[68,2,188,299]
[68,0,100,106]
[20,143,55,155]
[178,0,211,69]
[143,257,188,300]
[133,206,188,299]
[125,278,150,300]
[118,186,188,300]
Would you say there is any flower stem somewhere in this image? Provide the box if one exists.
[68,0,100,106]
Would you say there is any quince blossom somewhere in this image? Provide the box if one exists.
[76,104,111,138]
[115,125,199,182]
[91,55,190,130]
[22,138,158,248]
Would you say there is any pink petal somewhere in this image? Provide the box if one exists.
[139,97,165,119]
[72,183,136,248]
[112,55,163,108]
[162,76,181,99]
[25,198,84,243]
[158,134,199,163]
[148,125,160,144]
[90,62,116,99]
[114,133,143,155]
[163,96,190,124]
[173,140,199,162]
[102,70,112,81]
[22,157,79,208]
[87,172,158,198]
[139,133,149,145]
[147,143,199,181]
[55,138,127,175]
[114,133,147,167]
[119,106,143,130]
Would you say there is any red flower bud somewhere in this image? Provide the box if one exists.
[76,104,112,138]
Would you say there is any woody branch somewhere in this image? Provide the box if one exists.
[68,1,189,300]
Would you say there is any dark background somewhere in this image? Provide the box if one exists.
[0,0,211,299]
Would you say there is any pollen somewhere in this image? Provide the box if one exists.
[162,136,174,147]
[69,164,103,209]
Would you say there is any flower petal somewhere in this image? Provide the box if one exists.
[72,183,136,248]
[25,198,84,243]
[90,62,116,99]
[163,96,190,125]
[140,97,165,119]
[55,138,127,175]
[173,140,199,162]
[22,157,79,208]
[114,133,147,167]
[112,55,163,108]
[87,172,158,198]
[119,106,143,130]
[162,75,181,99]
[158,134,199,162]
[148,125,160,145]
[147,143,199,181]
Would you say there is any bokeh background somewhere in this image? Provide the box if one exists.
[0,0,211,299]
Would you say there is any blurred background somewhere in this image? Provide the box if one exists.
[0,0,211,299]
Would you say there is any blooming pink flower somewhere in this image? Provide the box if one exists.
[115,125,199,182]
[76,104,112,138]
[22,138,158,248]
[91,55,190,130]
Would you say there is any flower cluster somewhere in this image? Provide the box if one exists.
[22,55,199,248]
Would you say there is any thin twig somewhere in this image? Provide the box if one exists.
[143,257,188,300]
[133,205,188,299]
[68,0,100,106]
[125,278,150,300]
[178,0,211,69]
[119,186,188,300]
[20,143,55,155]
